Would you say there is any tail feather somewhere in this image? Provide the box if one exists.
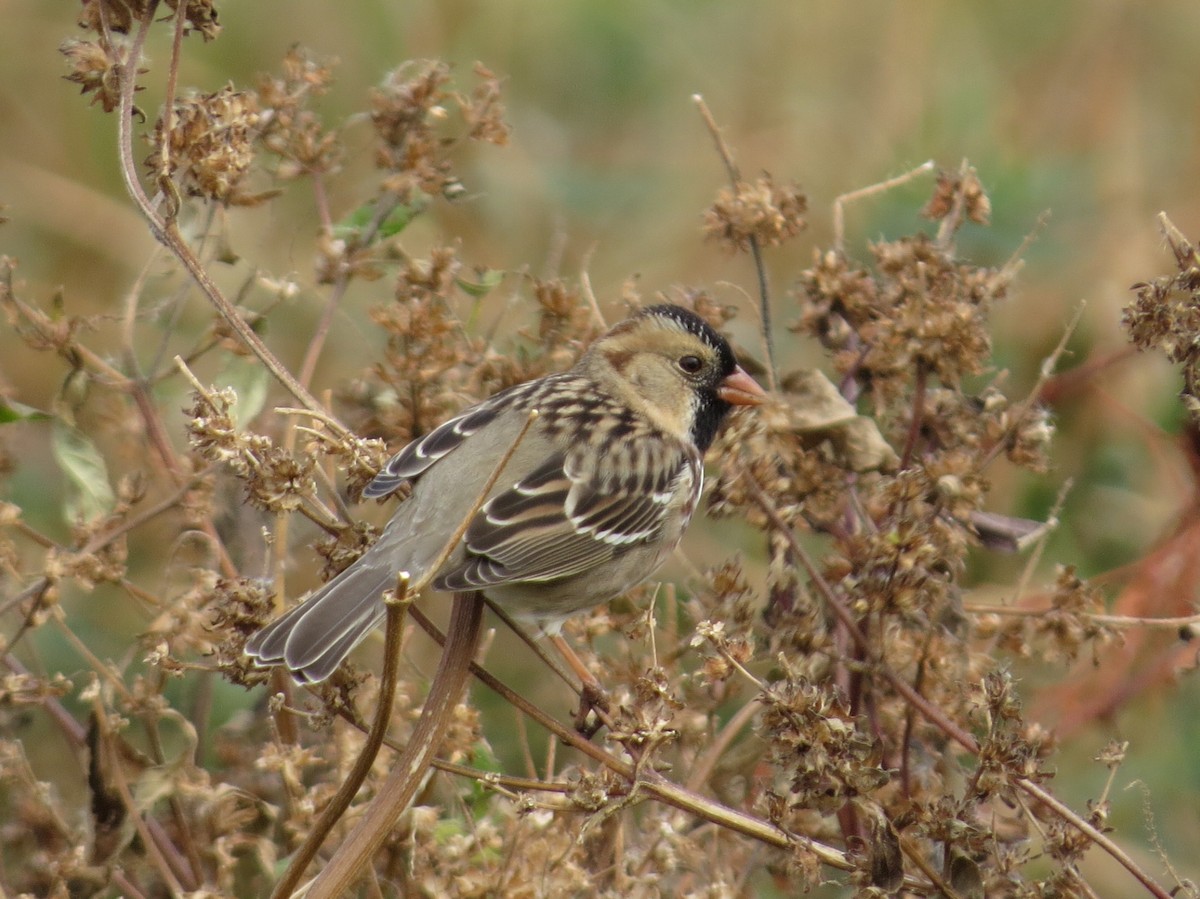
[245,563,398,683]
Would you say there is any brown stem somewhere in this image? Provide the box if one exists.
[139,697,203,888]
[831,161,936,255]
[693,94,777,390]
[296,190,403,393]
[271,579,412,899]
[683,696,760,793]
[90,701,187,896]
[979,301,1084,471]
[159,1,187,207]
[899,362,928,469]
[304,593,484,898]
[899,639,932,798]
[114,4,342,431]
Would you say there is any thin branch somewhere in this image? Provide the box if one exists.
[483,599,585,695]
[693,93,777,387]
[115,3,164,238]
[579,245,608,330]
[832,160,936,254]
[964,604,1200,630]
[980,301,1085,470]
[684,696,760,793]
[90,698,188,896]
[295,186,402,395]
[158,0,188,219]
[1009,479,1070,612]
[406,605,623,773]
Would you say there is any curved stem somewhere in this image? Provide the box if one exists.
[304,593,484,898]
[271,579,412,899]
[115,3,341,432]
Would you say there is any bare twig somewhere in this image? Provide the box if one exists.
[965,604,1200,630]
[579,245,608,330]
[90,698,189,895]
[684,696,761,793]
[979,302,1085,470]
[293,189,403,394]
[693,94,777,388]
[831,160,935,254]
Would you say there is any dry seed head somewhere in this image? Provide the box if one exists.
[460,62,511,146]
[75,0,153,35]
[1124,222,1200,420]
[922,167,992,225]
[704,174,808,252]
[60,38,124,113]
[256,47,342,178]
[370,61,454,197]
[150,87,261,204]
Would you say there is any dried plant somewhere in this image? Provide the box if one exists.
[1,3,1197,898]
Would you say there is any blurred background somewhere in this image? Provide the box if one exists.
[4,0,1200,889]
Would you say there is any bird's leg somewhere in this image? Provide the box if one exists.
[484,599,615,737]
[549,633,611,737]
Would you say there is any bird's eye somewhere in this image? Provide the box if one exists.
[677,354,704,374]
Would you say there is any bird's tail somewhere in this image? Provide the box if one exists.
[244,562,398,684]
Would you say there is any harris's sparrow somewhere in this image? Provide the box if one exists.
[246,304,766,683]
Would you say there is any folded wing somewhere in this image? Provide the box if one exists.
[435,441,699,591]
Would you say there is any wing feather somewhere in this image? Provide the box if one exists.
[434,441,699,592]
[363,381,538,498]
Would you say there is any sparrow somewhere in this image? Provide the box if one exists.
[245,304,766,683]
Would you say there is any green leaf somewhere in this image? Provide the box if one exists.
[333,197,427,243]
[52,421,115,522]
[376,199,426,239]
[0,398,52,424]
[456,269,505,298]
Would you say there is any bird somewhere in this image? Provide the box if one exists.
[245,304,766,683]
